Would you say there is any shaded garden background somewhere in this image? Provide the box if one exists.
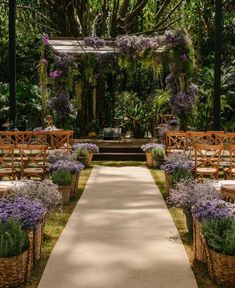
[0,0,234,135]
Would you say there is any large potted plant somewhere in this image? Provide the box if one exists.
[192,199,235,263]
[73,148,89,167]
[167,180,220,236]
[202,217,235,285]
[0,219,30,287]
[141,143,161,167]
[151,144,166,169]
[73,143,99,166]
[51,170,73,204]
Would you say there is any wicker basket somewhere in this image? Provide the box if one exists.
[70,174,80,198]
[58,186,71,204]
[87,152,93,166]
[0,187,11,199]
[221,185,235,203]
[165,172,173,192]
[0,231,33,288]
[145,152,153,167]
[203,236,235,285]
[33,219,45,261]
[193,220,207,263]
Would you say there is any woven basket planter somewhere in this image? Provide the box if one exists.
[87,152,93,166]
[0,231,33,288]
[193,220,207,263]
[145,152,153,167]
[70,174,80,198]
[203,236,235,285]
[0,187,11,199]
[58,186,71,204]
[165,172,173,193]
[221,185,235,203]
[33,219,45,262]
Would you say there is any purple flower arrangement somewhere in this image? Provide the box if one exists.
[0,197,46,229]
[167,180,221,209]
[84,36,106,49]
[47,149,73,164]
[48,89,71,120]
[141,143,164,153]
[49,160,84,174]
[49,70,63,79]
[161,152,194,174]
[41,34,49,45]
[169,92,195,115]
[73,143,99,153]
[192,199,235,222]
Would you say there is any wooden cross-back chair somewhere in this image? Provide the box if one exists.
[214,133,235,146]
[0,144,17,180]
[0,131,14,144]
[224,145,235,180]
[49,130,73,150]
[193,144,223,180]
[160,114,173,124]
[165,131,188,154]
[18,144,48,179]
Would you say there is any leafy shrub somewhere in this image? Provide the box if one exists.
[202,218,235,255]
[51,170,72,186]
[171,167,193,184]
[73,148,88,158]
[0,218,29,258]
[151,145,166,158]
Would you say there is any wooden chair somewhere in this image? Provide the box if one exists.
[0,131,14,144]
[224,145,235,180]
[193,144,223,180]
[18,144,48,179]
[49,130,73,150]
[0,144,17,180]
[160,114,173,124]
[165,131,188,154]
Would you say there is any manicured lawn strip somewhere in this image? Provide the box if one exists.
[150,169,222,288]
[20,167,92,288]
[93,160,146,167]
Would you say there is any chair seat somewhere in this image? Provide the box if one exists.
[22,168,44,174]
[0,168,14,174]
[197,167,218,174]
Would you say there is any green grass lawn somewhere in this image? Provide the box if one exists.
[20,167,92,288]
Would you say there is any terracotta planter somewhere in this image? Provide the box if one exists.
[70,174,80,198]
[145,152,153,167]
[58,186,71,204]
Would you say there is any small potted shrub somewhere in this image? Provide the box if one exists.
[73,147,89,167]
[141,143,161,167]
[51,170,73,204]
[0,218,30,287]
[151,144,165,169]
[192,199,235,263]
[202,217,235,285]
[167,180,220,236]
[73,143,99,165]
[161,152,193,191]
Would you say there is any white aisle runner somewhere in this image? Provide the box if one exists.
[38,166,198,288]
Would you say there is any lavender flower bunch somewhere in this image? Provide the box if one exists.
[141,143,164,153]
[192,199,235,222]
[47,149,73,164]
[167,180,221,209]
[0,197,46,229]
[73,143,99,153]
[161,152,193,174]
[84,36,105,49]
[169,92,195,115]
[12,180,62,212]
[48,89,71,120]
[116,35,152,55]
[49,160,84,174]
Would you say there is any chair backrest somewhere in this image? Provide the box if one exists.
[193,144,223,169]
[18,144,48,169]
[165,131,187,153]
[49,131,73,150]
[227,145,235,169]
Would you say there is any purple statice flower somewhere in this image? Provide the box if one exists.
[12,180,62,212]
[161,152,194,174]
[0,197,46,229]
[116,35,151,55]
[73,143,99,153]
[84,36,105,49]
[169,92,195,115]
[188,83,199,96]
[141,143,165,153]
[192,199,235,222]
[49,70,63,79]
[49,160,84,174]
[41,34,49,45]
[180,54,188,61]
[47,149,73,164]
[167,180,221,209]
[48,89,71,120]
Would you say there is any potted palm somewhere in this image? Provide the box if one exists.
[202,217,235,285]
[151,144,166,169]
[51,170,72,204]
[0,219,30,287]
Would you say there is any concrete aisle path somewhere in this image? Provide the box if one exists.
[38,166,198,288]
